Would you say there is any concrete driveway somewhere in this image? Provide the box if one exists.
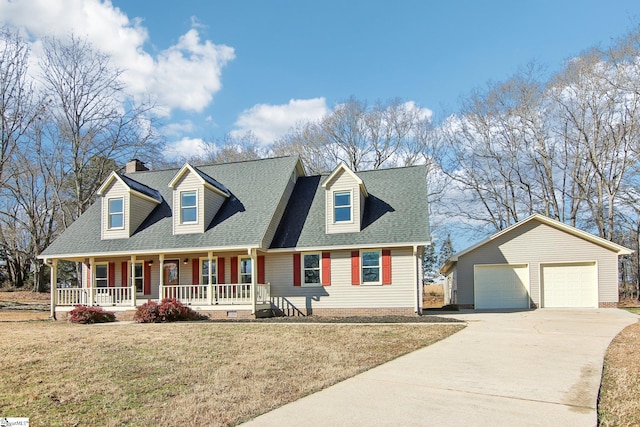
[243,309,638,427]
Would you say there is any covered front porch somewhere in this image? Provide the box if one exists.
[47,248,271,317]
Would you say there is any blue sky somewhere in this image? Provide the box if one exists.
[114,0,639,144]
[1,0,639,158]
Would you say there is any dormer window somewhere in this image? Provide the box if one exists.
[108,198,124,229]
[334,191,352,222]
[181,191,197,224]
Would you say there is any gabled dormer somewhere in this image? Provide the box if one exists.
[97,172,163,240]
[322,162,368,234]
[168,163,231,235]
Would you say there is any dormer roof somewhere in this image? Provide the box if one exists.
[321,162,368,197]
[97,171,162,204]
[168,163,230,197]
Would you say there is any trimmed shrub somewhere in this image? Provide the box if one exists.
[134,298,207,323]
[68,305,116,324]
[134,301,160,323]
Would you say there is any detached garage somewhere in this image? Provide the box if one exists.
[440,214,632,310]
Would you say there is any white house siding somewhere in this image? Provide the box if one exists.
[203,188,226,230]
[455,220,620,307]
[325,170,363,234]
[172,172,204,235]
[101,180,129,240]
[265,248,416,312]
[129,195,158,235]
[261,173,297,247]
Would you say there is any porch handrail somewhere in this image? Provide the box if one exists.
[56,287,133,307]
[162,284,209,304]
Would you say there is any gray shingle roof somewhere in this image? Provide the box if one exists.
[41,156,301,257]
[190,165,231,196]
[270,165,431,249]
[40,158,430,258]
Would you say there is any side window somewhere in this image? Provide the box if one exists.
[108,198,124,229]
[239,258,252,284]
[132,262,143,293]
[303,253,321,286]
[361,250,381,284]
[181,191,197,223]
[95,263,108,287]
[334,191,351,222]
[201,259,217,284]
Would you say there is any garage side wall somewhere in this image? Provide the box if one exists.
[455,220,619,308]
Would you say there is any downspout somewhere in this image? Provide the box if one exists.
[414,245,420,314]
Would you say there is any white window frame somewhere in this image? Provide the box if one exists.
[107,197,124,230]
[360,249,382,285]
[94,262,109,288]
[128,261,144,294]
[239,257,252,284]
[200,257,218,285]
[333,190,352,223]
[302,252,322,287]
[180,190,198,224]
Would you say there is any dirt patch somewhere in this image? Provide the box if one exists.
[423,284,444,309]
[0,290,50,302]
[598,320,640,426]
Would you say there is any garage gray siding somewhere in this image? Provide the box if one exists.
[456,220,620,307]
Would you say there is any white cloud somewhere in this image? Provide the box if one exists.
[164,137,209,160]
[0,0,234,115]
[231,98,329,145]
[161,120,196,137]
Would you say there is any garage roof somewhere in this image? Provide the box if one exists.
[440,214,633,274]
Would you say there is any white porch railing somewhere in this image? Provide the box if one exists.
[56,287,133,307]
[162,285,209,304]
[55,283,271,307]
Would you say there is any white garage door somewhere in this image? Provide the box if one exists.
[474,264,530,309]
[541,262,597,308]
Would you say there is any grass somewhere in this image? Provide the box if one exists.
[0,320,463,426]
[598,319,640,426]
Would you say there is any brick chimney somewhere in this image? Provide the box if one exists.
[125,159,149,173]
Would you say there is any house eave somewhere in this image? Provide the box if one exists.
[267,241,430,253]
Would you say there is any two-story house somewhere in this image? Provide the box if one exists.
[39,156,430,319]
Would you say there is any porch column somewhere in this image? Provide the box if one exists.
[250,248,257,314]
[49,259,57,319]
[208,251,213,306]
[130,255,137,307]
[89,257,95,306]
[158,254,164,300]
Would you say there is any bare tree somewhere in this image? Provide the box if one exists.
[38,35,163,226]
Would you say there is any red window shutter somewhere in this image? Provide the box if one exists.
[86,264,91,288]
[192,258,200,284]
[322,252,331,286]
[121,262,128,287]
[293,253,301,286]
[382,249,392,285]
[231,257,238,283]
[258,256,265,284]
[144,261,151,295]
[218,257,225,284]
[351,251,360,285]
[108,262,115,287]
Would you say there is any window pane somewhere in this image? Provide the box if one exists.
[240,259,252,274]
[135,278,143,293]
[362,267,380,282]
[202,260,209,276]
[304,270,320,284]
[182,207,197,222]
[135,264,143,277]
[304,254,320,269]
[362,251,380,267]
[109,198,123,213]
[182,192,196,207]
[109,213,123,228]
[96,264,108,278]
[334,192,350,207]
[335,207,351,222]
